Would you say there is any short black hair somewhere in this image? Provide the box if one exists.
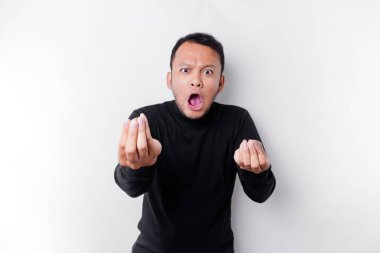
[170,32,225,73]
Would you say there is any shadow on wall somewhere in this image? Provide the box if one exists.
[215,62,235,105]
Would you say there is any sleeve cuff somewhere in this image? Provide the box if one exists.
[237,165,272,183]
[118,163,156,177]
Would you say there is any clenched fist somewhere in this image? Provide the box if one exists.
[234,139,271,174]
[118,113,162,170]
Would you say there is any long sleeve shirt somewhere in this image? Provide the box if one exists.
[114,100,276,253]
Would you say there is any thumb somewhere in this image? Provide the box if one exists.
[149,139,162,157]
[233,149,240,165]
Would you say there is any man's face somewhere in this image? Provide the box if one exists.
[167,41,225,119]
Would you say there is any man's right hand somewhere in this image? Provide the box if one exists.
[118,113,162,170]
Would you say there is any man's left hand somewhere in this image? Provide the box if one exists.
[234,139,271,174]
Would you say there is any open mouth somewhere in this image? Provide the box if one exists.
[188,93,202,110]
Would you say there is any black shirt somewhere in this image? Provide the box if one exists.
[114,100,276,253]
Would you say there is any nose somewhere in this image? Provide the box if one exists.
[190,73,203,88]
[191,82,202,88]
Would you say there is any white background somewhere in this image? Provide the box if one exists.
[1,0,380,252]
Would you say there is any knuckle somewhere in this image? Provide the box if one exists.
[252,168,261,174]
[260,157,269,166]
[251,162,260,171]
[143,157,156,167]
[138,151,148,159]
[126,151,137,161]
[118,138,126,148]
[119,138,126,148]
[137,143,148,152]
[125,149,135,156]
[127,162,140,170]
[253,140,261,147]
[118,151,126,161]
[128,157,138,163]
[118,157,128,166]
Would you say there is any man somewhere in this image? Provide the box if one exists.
[114,33,276,253]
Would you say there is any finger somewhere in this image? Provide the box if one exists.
[119,119,130,151]
[140,113,152,141]
[125,118,139,162]
[253,141,265,156]
[141,113,158,155]
[150,139,162,157]
[253,141,270,170]
[234,149,240,165]
[242,140,251,168]
[137,116,148,159]
[238,141,244,167]
[248,140,261,173]
[118,120,130,163]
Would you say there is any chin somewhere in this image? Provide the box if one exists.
[184,103,210,119]
[185,111,206,119]
[173,93,214,119]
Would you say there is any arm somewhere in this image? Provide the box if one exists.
[234,110,276,203]
[237,164,276,203]
[114,110,161,198]
[114,163,156,198]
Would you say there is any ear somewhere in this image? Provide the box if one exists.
[166,71,172,90]
[218,75,225,93]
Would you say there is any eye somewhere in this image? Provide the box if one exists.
[203,69,213,76]
[180,68,190,73]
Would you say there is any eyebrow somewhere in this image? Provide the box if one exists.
[178,63,216,68]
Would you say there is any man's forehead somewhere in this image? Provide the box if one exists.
[177,62,217,68]
[175,42,218,56]
[173,42,221,66]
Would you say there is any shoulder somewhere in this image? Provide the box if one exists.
[218,103,248,113]
[215,103,257,135]
[128,101,171,120]
[128,101,173,139]
[216,102,251,120]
